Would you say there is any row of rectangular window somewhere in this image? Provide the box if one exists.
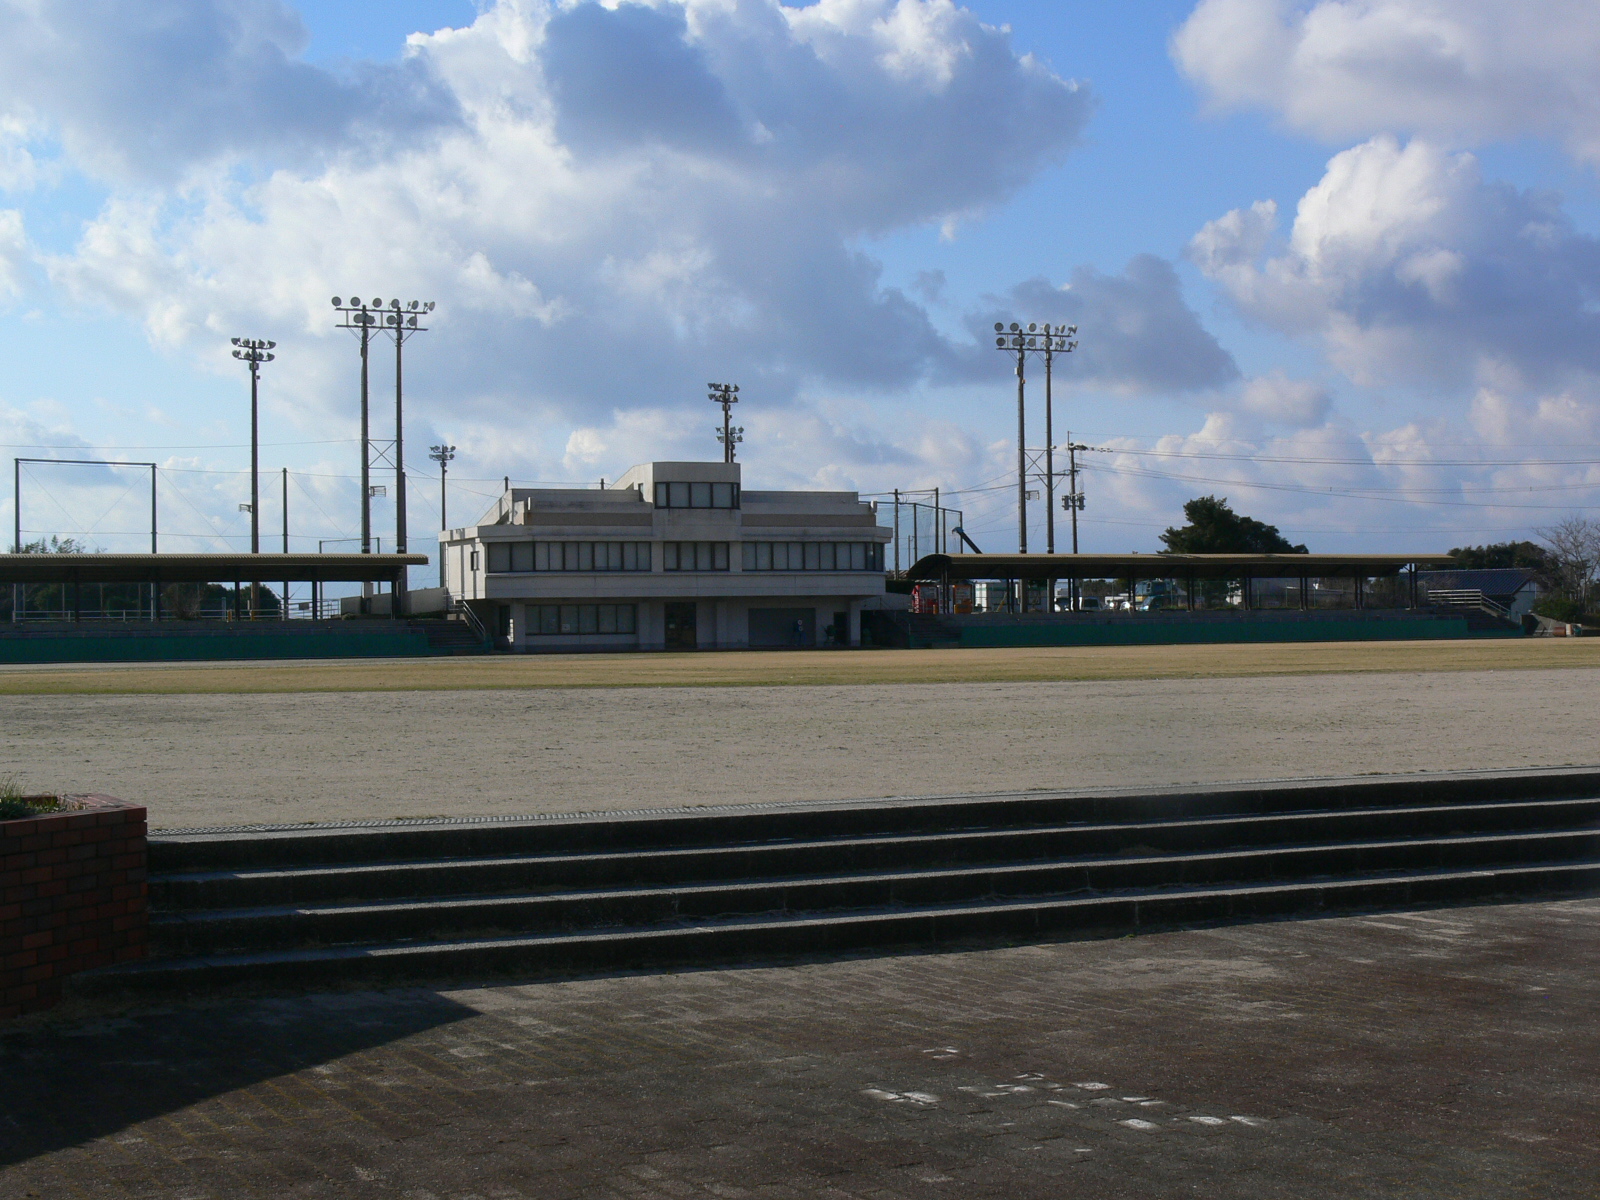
[525,603,638,635]
[654,481,739,509]
[481,540,883,573]
[662,542,730,571]
[487,541,653,573]
[743,542,881,571]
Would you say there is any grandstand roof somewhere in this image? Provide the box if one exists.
[0,553,426,585]
[904,552,1450,582]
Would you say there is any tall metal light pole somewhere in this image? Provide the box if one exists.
[1038,323,1077,554]
[995,321,1077,553]
[996,321,1079,610]
[381,298,433,614]
[709,383,742,462]
[331,298,380,556]
[995,324,1030,556]
[230,338,275,554]
[429,443,455,591]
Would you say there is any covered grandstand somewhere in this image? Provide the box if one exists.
[885,552,1515,648]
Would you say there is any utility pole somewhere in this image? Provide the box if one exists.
[430,443,456,592]
[282,467,289,618]
[892,488,900,573]
[709,383,742,462]
[11,461,18,622]
[1059,437,1091,610]
[1063,438,1089,554]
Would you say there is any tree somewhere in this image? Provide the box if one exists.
[1160,496,1308,554]
[5,536,92,615]
[1447,541,1551,574]
[11,535,91,554]
[1537,516,1600,608]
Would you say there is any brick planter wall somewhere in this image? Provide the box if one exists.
[2,794,147,1018]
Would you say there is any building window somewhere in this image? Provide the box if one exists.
[663,542,730,571]
[486,542,652,573]
[653,481,740,509]
[740,542,882,571]
[470,550,480,572]
[526,603,637,636]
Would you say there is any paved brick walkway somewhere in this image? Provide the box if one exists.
[2,898,1596,1198]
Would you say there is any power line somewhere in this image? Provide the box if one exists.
[0,438,356,451]
[1099,445,1600,469]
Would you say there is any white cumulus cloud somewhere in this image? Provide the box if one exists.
[1173,0,1600,165]
[1188,136,1600,391]
[1237,371,1331,426]
[24,0,1103,494]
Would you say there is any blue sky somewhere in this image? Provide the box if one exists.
[3,0,1600,571]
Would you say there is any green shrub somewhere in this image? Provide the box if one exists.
[1533,596,1587,624]
[0,776,58,820]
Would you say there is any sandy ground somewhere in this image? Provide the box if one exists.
[2,667,1595,829]
[2,638,1597,693]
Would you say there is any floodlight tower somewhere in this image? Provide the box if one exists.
[374,292,432,611]
[429,442,456,591]
[429,443,456,531]
[993,321,1077,552]
[994,323,1032,554]
[331,297,381,554]
[1037,323,1077,554]
[709,383,742,463]
[230,337,276,554]
[384,296,435,560]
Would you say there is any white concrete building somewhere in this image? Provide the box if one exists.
[442,461,890,651]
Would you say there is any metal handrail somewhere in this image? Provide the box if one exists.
[450,596,491,644]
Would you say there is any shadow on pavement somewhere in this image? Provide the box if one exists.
[0,989,475,1169]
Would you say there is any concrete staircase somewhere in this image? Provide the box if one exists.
[408,617,491,654]
[72,770,1600,1001]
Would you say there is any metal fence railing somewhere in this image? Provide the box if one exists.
[1425,588,1511,618]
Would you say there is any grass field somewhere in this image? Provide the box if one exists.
[0,637,1596,695]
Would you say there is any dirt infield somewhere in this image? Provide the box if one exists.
[0,637,1596,694]
[0,660,1594,829]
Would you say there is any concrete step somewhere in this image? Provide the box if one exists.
[148,797,1600,912]
[76,859,1600,999]
[70,769,1600,1002]
[408,618,491,655]
[146,767,1600,872]
[147,828,1600,957]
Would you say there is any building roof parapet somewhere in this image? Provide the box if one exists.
[613,461,741,493]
